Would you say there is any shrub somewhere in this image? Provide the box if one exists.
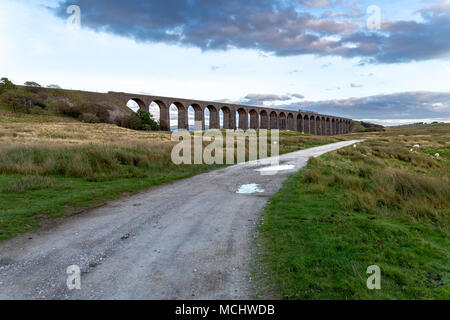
[136,109,159,130]
[52,100,77,116]
[29,93,48,109]
[0,77,16,95]
[78,103,111,123]
[24,81,41,87]
[54,101,82,118]
[118,113,143,130]
[0,89,25,113]
[52,100,71,113]
[30,106,43,115]
[81,113,100,123]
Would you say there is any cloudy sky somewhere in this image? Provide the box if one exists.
[1,0,449,125]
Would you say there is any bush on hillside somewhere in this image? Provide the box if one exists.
[28,93,48,109]
[78,103,111,123]
[52,101,111,123]
[360,121,385,132]
[0,90,26,113]
[53,100,82,118]
[81,113,100,123]
[117,113,144,130]
[115,110,161,131]
[136,109,160,131]
[30,106,44,115]
[0,78,16,95]
[24,81,41,87]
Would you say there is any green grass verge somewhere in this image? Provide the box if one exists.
[257,128,449,299]
[0,165,223,241]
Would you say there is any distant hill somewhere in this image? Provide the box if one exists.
[353,120,385,132]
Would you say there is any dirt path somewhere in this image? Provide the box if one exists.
[0,140,361,299]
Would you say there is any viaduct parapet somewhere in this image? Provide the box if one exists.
[108,91,353,135]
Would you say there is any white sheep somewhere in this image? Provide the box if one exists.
[410,144,420,152]
[435,153,440,159]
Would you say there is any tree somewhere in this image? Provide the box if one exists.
[24,81,41,87]
[0,78,16,95]
[136,109,160,131]
[0,90,25,113]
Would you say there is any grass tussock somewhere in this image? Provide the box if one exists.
[0,144,174,181]
[303,147,449,226]
[0,175,55,193]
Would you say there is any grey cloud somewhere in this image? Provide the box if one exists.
[243,93,291,104]
[53,0,450,63]
[223,91,450,125]
[296,92,450,122]
[291,93,305,99]
[243,93,305,105]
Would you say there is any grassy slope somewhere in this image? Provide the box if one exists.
[257,124,449,299]
[17,86,131,111]
[0,114,344,241]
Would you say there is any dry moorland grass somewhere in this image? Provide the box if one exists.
[0,115,172,147]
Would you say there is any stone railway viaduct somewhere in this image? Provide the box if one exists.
[109,91,354,135]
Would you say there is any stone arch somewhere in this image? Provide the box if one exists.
[249,109,259,129]
[260,110,269,129]
[220,107,230,129]
[170,102,187,131]
[206,105,219,129]
[237,108,248,129]
[188,103,203,131]
[151,100,169,131]
[126,98,147,112]
[325,117,331,135]
[316,116,322,135]
[270,111,278,129]
[304,114,310,134]
[287,113,295,131]
[310,115,316,135]
[321,116,326,135]
[331,118,336,135]
[279,112,287,130]
[297,114,304,133]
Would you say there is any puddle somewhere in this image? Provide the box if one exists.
[236,184,265,194]
[255,164,295,172]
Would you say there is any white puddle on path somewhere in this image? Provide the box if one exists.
[236,184,265,194]
[255,164,295,173]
